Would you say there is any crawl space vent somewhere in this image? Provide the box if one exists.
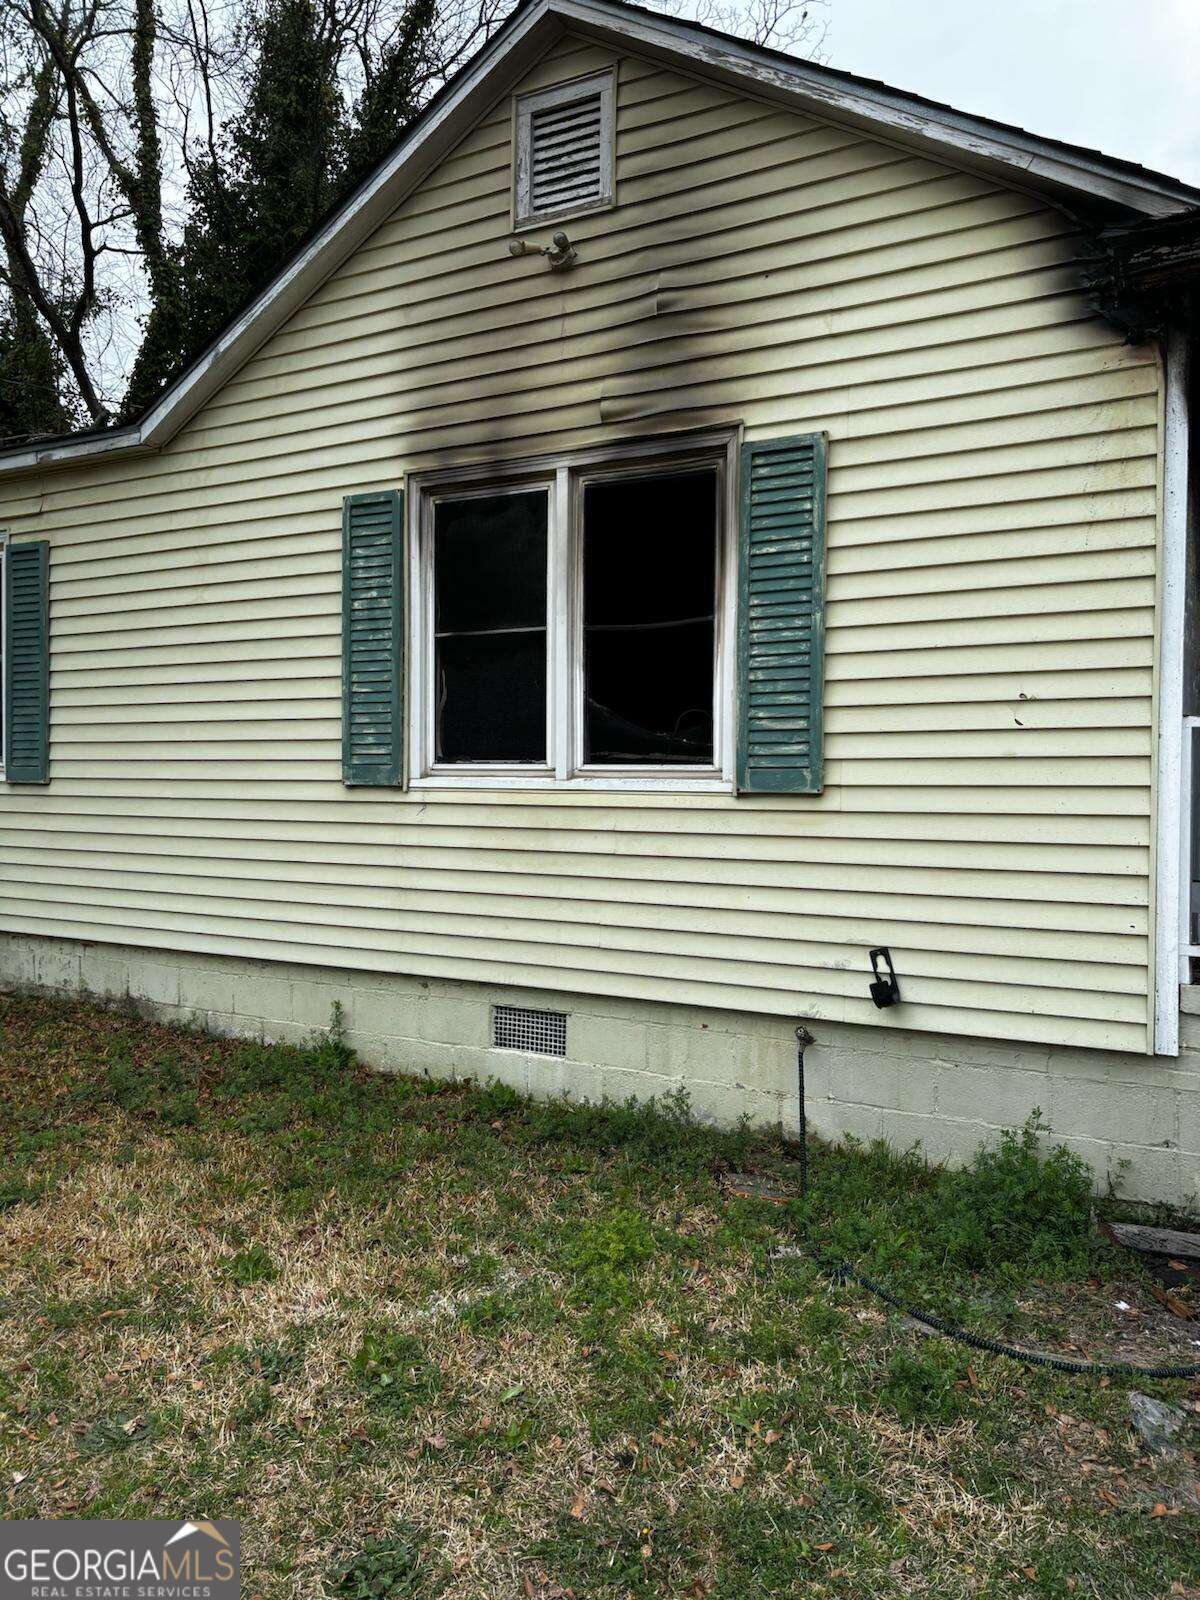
[492,1004,567,1057]
[529,94,605,216]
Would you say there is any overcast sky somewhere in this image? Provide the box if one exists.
[818,0,1200,188]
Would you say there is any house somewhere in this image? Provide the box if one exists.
[2,0,1199,1204]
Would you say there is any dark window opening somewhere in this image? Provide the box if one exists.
[434,491,547,763]
[583,470,717,765]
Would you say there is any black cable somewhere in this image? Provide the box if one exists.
[793,1026,812,1199]
[773,1244,1200,1380]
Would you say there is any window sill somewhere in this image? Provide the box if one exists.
[511,196,616,233]
[409,771,732,794]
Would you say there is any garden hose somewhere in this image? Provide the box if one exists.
[782,1025,1200,1380]
[772,1243,1200,1380]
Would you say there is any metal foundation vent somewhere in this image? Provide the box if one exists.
[492,1004,567,1057]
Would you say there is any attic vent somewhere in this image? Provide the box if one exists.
[492,1004,567,1057]
[515,72,614,227]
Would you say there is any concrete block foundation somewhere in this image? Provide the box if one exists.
[1,931,1197,1209]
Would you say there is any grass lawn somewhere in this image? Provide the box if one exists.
[0,991,1198,1599]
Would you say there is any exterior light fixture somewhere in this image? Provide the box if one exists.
[868,948,900,1008]
[507,230,578,270]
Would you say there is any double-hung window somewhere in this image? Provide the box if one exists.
[411,440,735,788]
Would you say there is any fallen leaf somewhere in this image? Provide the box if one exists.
[728,1473,744,1490]
[1149,1283,1193,1320]
[569,1490,586,1520]
[1149,1503,1169,1518]
[1022,1567,1037,1580]
[814,1542,834,1553]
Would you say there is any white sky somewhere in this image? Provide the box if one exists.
[820,0,1200,189]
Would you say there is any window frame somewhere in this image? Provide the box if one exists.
[407,432,738,792]
[511,68,617,231]
[420,475,556,777]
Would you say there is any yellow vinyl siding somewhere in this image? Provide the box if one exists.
[0,33,1162,1052]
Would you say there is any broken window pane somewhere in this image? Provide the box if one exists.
[583,470,717,765]
[434,490,547,762]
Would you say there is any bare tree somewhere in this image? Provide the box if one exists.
[0,0,242,425]
[653,0,827,55]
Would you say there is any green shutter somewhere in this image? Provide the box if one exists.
[737,434,827,795]
[342,490,404,786]
[4,539,50,785]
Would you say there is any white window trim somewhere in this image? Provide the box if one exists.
[512,68,616,231]
[0,529,7,783]
[407,431,739,793]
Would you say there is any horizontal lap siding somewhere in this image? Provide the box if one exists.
[0,36,1161,1051]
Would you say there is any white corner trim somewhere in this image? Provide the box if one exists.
[1154,328,1189,1057]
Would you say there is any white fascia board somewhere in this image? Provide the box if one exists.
[1,0,1197,482]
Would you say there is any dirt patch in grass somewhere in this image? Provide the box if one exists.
[0,990,1197,1599]
[1007,1277,1200,1368]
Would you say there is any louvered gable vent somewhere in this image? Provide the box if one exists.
[530,95,603,214]
[515,72,614,225]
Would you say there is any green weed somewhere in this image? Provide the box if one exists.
[350,1330,439,1416]
[326,1531,433,1599]
[220,1244,278,1285]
